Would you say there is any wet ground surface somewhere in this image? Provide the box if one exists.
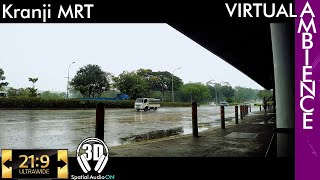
[110,110,275,157]
[0,106,259,153]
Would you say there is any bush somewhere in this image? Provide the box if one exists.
[0,98,193,109]
[0,97,134,109]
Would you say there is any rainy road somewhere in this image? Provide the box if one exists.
[0,106,259,152]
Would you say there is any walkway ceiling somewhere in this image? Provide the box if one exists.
[169,23,274,90]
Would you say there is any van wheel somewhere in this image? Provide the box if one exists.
[144,107,148,111]
[136,109,139,112]
[154,107,157,110]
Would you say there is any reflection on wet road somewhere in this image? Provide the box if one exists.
[0,106,259,152]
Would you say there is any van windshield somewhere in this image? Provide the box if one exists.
[135,98,143,102]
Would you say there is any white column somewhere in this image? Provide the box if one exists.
[270,23,294,157]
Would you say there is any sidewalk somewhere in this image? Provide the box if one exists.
[109,110,275,157]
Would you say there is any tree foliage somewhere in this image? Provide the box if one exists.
[113,71,149,100]
[7,87,29,97]
[136,68,183,101]
[0,68,9,90]
[28,77,38,97]
[234,86,258,102]
[220,85,235,98]
[257,90,273,100]
[179,82,211,102]
[28,78,38,86]
[40,91,66,99]
[70,64,111,98]
[2,64,266,103]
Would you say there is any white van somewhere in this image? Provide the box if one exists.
[135,98,160,111]
[219,101,229,106]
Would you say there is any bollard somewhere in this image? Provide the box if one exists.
[221,105,225,129]
[245,106,247,115]
[243,105,245,117]
[192,102,198,137]
[260,105,261,111]
[243,105,245,116]
[246,106,248,115]
[96,102,105,141]
[247,106,249,114]
[246,105,249,115]
[265,105,267,115]
[235,106,238,124]
[245,105,247,116]
[240,105,243,120]
[250,105,251,112]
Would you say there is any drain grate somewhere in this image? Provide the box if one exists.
[225,132,258,139]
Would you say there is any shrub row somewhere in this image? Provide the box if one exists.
[0,98,134,109]
[0,98,192,109]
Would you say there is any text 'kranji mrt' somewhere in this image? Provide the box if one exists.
[1,4,94,22]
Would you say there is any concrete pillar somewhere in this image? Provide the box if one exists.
[270,23,294,157]
[273,88,276,111]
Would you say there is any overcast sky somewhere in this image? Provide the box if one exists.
[0,24,264,92]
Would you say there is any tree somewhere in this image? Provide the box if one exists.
[28,77,38,97]
[113,71,149,100]
[7,87,29,97]
[179,82,211,103]
[234,86,258,102]
[207,85,216,101]
[137,69,183,101]
[206,83,222,103]
[101,90,121,98]
[40,91,66,99]
[68,88,83,98]
[70,64,111,98]
[257,90,272,100]
[220,85,235,100]
[0,68,9,90]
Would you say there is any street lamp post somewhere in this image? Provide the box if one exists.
[67,62,75,98]
[172,67,181,102]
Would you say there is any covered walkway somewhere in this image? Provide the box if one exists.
[110,110,276,157]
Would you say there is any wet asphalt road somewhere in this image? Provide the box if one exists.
[0,106,259,153]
